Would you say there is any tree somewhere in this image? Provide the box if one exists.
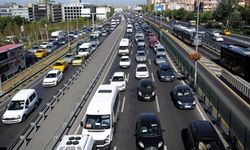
[237,6,250,25]
[213,0,239,27]
[184,11,195,21]
[200,11,213,23]
[175,8,188,20]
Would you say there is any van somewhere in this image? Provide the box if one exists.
[56,134,96,150]
[118,38,130,55]
[127,24,133,33]
[2,89,38,124]
[78,42,95,57]
[81,84,120,149]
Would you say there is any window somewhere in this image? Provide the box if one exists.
[29,93,36,102]
[113,93,120,115]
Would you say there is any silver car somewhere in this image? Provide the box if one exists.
[64,52,74,64]
[154,53,166,65]
[135,51,147,62]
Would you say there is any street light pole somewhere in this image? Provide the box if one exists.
[194,0,200,90]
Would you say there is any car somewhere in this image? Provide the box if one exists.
[40,42,48,49]
[52,59,68,72]
[137,38,146,47]
[102,30,108,36]
[35,49,48,58]
[64,52,74,64]
[155,44,166,55]
[135,51,147,62]
[154,53,166,65]
[210,31,220,37]
[136,46,145,53]
[58,37,68,45]
[45,44,57,53]
[170,84,196,109]
[223,30,231,36]
[42,70,63,87]
[119,56,131,68]
[110,72,127,91]
[72,55,84,66]
[149,39,158,48]
[212,35,224,42]
[29,44,41,53]
[157,62,175,81]
[2,89,38,124]
[137,79,156,101]
[135,113,164,150]
[25,52,37,66]
[76,40,86,50]
[183,120,226,150]
[135,64,149,79]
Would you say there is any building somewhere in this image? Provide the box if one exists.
[167,1,194,11]
[11,4,29,20]
[96,7,110,20]
[0,6,11,17]
[49,3,63,22]
[62,3,84,21]
[202,0,218,11]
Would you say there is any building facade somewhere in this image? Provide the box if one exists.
[63,3,84,21]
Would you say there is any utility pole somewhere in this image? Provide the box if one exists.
[194,0,200,90]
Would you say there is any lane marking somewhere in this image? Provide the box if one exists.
[164,145,168,150]
[155,95,160,112]
[74,124,80,134]
[151,72,155,82]
[127,73,130,81]
[130,50,133,55]
[121,96,126,113]
[148,59,151,65]
[147,50,149,54]
[113,146,117,150]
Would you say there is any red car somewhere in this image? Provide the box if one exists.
[149,38,158,48]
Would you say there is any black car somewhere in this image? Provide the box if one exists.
[170,85,196,109]
[157,62,175,81]
[135,113,164,150]
[183,120,225,150]
[137,79,156,101]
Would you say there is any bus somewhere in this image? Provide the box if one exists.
[0,44,26,82]
[81,84,120,149]
[220,44,250,82]
[173,24,203,46]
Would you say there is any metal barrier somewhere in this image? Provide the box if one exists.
[203,35,221,53]
[146,19,250,150]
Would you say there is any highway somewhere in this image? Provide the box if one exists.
[0,15,249,150]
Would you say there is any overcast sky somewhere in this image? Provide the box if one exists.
[0,0,146,7]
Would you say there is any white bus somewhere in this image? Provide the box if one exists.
[81,84,120,149]
[0,44,25,82]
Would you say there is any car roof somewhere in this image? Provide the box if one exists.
[12,89,35,101]
[140,78,153,85]
[113,72,125,77]
[175,85,190,90]
[121,56,129,59]
[192,120,220,140]
[139,113,159,125]
[159,62,170,68]
[56,59,66,63]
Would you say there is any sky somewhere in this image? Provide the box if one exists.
[0,0,146,7]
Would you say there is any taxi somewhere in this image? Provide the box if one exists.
[72,55,84,66]
[52,59,68,72]
[223,30,231,36]
[35,49,48,58]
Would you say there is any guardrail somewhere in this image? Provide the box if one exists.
[7,24,124,149]
[202,35,221,53]
[0,35,88,102]
[145,18,250,150]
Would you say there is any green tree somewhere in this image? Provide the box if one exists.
[228,10,242,27]
[237,6,250,25]
[175,8,188,20]
[200,11,213,23]
[184,11,195,21]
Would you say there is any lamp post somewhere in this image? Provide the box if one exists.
[194,0,200,90]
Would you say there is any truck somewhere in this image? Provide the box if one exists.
[51,30,66,41]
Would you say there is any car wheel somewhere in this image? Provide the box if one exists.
[22,115,26,122]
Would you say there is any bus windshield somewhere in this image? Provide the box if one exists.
[85,115,111,129]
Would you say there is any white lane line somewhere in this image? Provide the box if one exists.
[130,50,133,55]
[164,145,168,150]
[121,96,126,113]
[127,73,130,81]
[155,95,160,112]
[151,72,155,82]
[148,59,151,65]
[74,124,81,134]
[113,146,117,150]
[147,50,149,54]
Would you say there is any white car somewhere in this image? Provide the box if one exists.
[213,36,224,42]
[40,42,48,49]
[210,31,220,37]
[119,56,131,68]
[42,70,63,87]
[110,72,127,91]
[2,89,38,124]
[135,64,149,79]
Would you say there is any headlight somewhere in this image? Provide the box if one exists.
[152,91,155,96]
[2,116,6,120]
[161,75,164,78]
[193,101,196,105]
[177,101,182,105]
[138,141,144,148]
[16,115,21,119]
[138,91,142,96]
[158,141,163,148]
[104,135,109,143]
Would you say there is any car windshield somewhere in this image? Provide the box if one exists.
[177,89,192,97]
[161,66,171,71]
[140,123,160,137]
[85,115,110,129]
[137,67,147,72]
[36,50,44,53]
[8,100,25,110]
[74,56,82,60]
[79,48,88,52]
[65,54,73,58]
[112,76,124,81]
[54,62,63,66]
[121,58,129,62]
[156,55,166,59]
[46,73,57,78]
[32,45,39,49]
[141,82,153,89]
[158,48,165,52]
[120,46,128,50]
[137,52,145,56]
